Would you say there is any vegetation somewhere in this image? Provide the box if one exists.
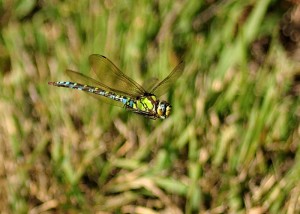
[0,0,299,213]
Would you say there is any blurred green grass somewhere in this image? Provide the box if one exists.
[0,0,299,213]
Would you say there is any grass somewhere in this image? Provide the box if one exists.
[1,0,299,213]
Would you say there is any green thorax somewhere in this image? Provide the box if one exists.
[128,94,157,113]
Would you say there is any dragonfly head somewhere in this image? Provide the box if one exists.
[157,101,172,119]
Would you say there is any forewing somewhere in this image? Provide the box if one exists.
[150,61,184,97]
[89,54,146,97]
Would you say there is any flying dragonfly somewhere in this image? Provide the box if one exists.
[48,54,184,120]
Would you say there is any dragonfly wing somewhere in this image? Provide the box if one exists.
[150,61,185,97]
[89,54,146,98]
[143,77,160,92]
[65,69,125,107]
[66,69,112,92]
[126,107,157,120]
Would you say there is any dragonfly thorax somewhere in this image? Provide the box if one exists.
[129,95,171,119]
[157,101,171,119]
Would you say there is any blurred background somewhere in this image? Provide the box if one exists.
[0,0,299,213]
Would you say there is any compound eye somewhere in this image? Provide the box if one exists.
[157,102,166,118]
[157,102,172,119]
[157,107,163,117]
[165,105,171,117]
[161,103,166,112]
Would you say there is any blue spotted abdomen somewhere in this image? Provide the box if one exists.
[48,81,130,105]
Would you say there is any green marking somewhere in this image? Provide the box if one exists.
[137,97,154,111]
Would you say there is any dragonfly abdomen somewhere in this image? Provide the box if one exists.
[48,81,128,104]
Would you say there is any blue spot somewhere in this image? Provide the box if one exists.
[122,98,127,104]
[129,100,133,107]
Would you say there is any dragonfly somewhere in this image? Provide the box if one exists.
[48,54,184,120]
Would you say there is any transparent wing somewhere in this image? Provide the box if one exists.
[126,108,157,119]
[143,77,159,92]
[66,69,125,107]
[150,61,184,97]
[89,54,146,98]
[66,69,112,93]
